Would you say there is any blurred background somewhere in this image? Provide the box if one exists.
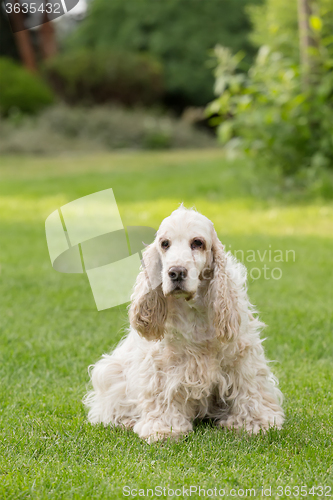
[0,0,333,194]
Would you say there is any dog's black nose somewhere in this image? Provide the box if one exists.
[168,266,188,282]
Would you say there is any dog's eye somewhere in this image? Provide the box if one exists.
[161,240,170,250]
[191,239,204,250]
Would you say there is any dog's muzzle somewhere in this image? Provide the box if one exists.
[167,266,192,297]
[168,266,188,283]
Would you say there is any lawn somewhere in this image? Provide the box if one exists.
[0,149,332,499]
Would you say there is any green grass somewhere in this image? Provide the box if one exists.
[0,149,332,499]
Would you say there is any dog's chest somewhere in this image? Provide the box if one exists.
[166,300,215,343]
[162,339,223,401]
[162,301,224,399]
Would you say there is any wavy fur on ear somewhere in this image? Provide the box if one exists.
[207,231,242,341]
[129,243,167,341]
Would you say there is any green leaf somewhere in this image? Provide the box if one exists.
[218,120,233,144]
[309,16,322,32]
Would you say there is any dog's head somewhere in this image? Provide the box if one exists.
[129,206,240,341]
[156,206,214,299]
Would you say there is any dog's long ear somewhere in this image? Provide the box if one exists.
[129,242,167,341]
[206,231,241,342]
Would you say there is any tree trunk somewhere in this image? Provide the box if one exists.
[38,13,58,60]
[8,6,37,72]
[297,0,316,87]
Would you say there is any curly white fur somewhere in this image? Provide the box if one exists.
[84,206,284,442]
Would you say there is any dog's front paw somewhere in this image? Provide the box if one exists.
[145,430,187,444]
[134,419,192,444]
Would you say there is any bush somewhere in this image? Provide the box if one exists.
[248,0,333,61]
[44,49,164,106]
[207,9,333,179]
[67,0,261,107]
[0,104,216,154]
[0,58,54,115]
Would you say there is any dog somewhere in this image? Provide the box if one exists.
[84,206,284,442]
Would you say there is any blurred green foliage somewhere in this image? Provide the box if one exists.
[248,0,333,60]
[0,104,215,154]
[247,0,299,59]
[0,58,54,115]
[44,49,164,106]
[207,0,333,184]
[67,0,261,108]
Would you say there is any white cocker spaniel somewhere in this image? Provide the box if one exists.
[84,206,284,442]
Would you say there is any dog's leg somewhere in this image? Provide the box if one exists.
[217,357,284,434]
[133,403,193,443]
[84,353,139,428]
